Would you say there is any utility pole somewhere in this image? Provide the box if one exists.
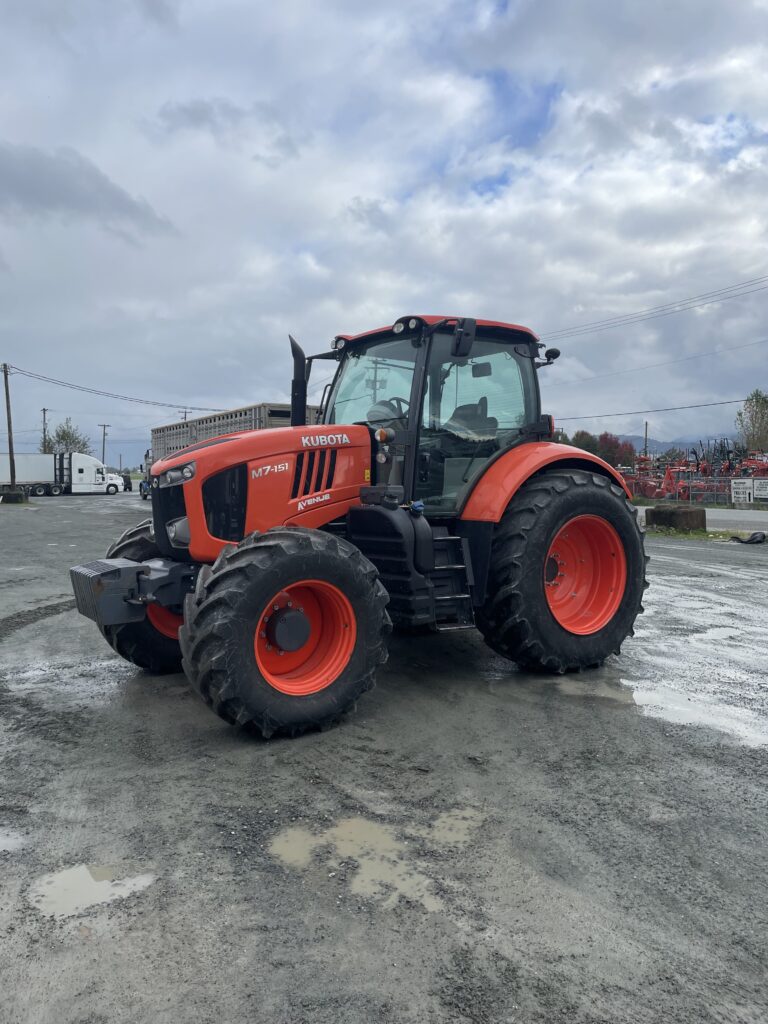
[2,363,16,489]
[42,407,49,452]
[98,423,110,464]
[643,420,648,458]
[119,453,122,471]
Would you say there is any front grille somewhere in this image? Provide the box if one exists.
[151,482,186,557]
[202,464,247,541]
[290,449,338,499]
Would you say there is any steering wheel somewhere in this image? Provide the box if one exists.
[366,396,410,427]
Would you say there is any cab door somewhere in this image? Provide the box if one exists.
[415,333,538,513]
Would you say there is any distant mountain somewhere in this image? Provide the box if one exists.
[617,434,739,454]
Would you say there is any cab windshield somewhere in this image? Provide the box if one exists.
[324,335,418,429]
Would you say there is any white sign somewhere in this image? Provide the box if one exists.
[731,479,753,504]
[753,478,768,500]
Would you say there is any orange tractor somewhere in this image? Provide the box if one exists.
[71,316,647,737]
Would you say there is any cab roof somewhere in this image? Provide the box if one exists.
[335,315,538,344]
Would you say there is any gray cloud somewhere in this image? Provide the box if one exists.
[0,142,173,239]
[0,0,766,464]
[152,97,300,166]
[135,0,178,26]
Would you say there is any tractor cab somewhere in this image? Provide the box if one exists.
[322,315,544,514]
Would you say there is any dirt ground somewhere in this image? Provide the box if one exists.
[1,495,767,1024]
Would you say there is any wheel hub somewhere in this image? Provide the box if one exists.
[255,581,357,695]
[265,607,311,653]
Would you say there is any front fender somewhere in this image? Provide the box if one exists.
[459,442,631,522]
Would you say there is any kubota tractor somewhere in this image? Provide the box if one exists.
[70,316,647,737]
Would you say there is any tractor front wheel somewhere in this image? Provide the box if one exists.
[101,520,184,674]
[179,528,391,738]
[477,470,647,673]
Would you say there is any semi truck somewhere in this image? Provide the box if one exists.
[0,452,124,496]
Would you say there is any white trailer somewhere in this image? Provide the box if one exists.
[0,452,123,496]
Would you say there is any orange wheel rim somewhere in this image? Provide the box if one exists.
[544,515,627,635]
[146,603,184,640]
[254,580,357,696]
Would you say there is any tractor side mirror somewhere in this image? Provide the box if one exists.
[471,362,492,378]
[535,347,561,369]
[451,318,476,357]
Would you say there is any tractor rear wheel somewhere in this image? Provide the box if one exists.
[179,528,391,738]
[477,470,647,673]
[102,520,184,674]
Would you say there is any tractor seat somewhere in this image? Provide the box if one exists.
[442,396,498,441]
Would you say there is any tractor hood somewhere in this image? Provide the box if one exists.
[149,424,373,563]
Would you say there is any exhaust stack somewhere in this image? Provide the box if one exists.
[289,335,307,427]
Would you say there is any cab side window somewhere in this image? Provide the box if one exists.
[417,336,529,511]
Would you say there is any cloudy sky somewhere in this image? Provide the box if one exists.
[1,0,767,466]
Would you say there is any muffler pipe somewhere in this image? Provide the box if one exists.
[289,334,307,427]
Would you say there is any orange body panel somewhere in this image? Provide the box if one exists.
[460,443,631,522]
[152,425,371,563]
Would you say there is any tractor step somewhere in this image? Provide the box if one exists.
[346,508,476,630]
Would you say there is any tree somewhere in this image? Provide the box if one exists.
[593,432,635,467]
[596,432,621,466]
[735,389,768,451]
[616,440,636,466]
[661,446,686,463]
[40,418,93,455]
[570,429,599,454]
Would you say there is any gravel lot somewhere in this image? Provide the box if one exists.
[1,495,767,1024]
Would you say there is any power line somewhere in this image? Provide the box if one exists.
[540,274,768,342]
[8,365,226,412]
[543,336,768,390]
[558,398,747,422]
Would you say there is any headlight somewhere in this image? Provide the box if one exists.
[166,517,191,547]
[157,462,196,488]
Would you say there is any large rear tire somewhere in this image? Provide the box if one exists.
[476,470,647,673]
[102,520,184,674]
[179,528,391,738]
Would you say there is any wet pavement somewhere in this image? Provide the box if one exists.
[1,495,767,1023]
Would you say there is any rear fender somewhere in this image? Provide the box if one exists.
[459,443,631,523]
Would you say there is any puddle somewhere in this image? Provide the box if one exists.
[631,683,768,747]
[555,678,635,704]
[28,864,156,918]
[269,808,483,912]
[0,828,25,852]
